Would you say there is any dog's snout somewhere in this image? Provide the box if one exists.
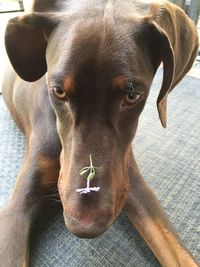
[63,205,113,238]
[58,151,129,239]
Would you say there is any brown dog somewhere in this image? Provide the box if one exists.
[1,0,199,266]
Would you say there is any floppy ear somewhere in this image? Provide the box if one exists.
[147,2,199,127]
[5,13,57,82]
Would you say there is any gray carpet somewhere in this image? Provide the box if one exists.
[0,68,199,266]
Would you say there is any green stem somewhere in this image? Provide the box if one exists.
[89,155,93,167]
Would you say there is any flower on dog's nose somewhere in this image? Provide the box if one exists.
[76,155,102,194]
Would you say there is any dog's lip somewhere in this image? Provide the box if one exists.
[63,212,113,238]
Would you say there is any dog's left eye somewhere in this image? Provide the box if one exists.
[125,92,141,105]
[122,79,141,106]
[52,87,67,100]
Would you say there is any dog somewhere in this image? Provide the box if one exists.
[1,0,199,266]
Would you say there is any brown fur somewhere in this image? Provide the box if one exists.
[1,0,199,266]
[63,76,76,95]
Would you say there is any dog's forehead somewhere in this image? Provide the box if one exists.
[47,16,148,82]
[42,0,152,17]
[46,0,157,85]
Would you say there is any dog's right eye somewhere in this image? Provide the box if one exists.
[52,87,67,100]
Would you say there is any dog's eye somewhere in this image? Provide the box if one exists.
[125,92,141,105]
[52,87,67,100]
[122,79,141,105]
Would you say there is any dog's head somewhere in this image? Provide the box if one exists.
[5,1,198,237]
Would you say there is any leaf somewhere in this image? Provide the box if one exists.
[79,156,103,181]
[87,169,96,180]
[94,166,103,170]
[80,166,90,172]
[80,168,90,176]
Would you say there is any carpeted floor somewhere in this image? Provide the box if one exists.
[0,68,199,266]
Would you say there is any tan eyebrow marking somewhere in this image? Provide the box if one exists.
[64,75,76,94]
[112,75,128,91]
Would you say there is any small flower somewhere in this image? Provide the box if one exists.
[76,155,102,194]
[76,187,100,194]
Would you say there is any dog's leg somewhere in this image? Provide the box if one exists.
[125,151,199,267]
[0,133,60,267]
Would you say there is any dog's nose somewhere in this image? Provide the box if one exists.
[63,206,113,238]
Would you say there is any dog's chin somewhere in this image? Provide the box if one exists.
[63,214,112,238]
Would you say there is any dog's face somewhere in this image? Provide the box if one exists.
[5,1,198,237]
[45,19,156,237]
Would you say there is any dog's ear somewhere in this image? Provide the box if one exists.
[147,2,199,127]
[5,13,58,82]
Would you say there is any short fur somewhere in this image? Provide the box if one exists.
[1,0,199,266]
